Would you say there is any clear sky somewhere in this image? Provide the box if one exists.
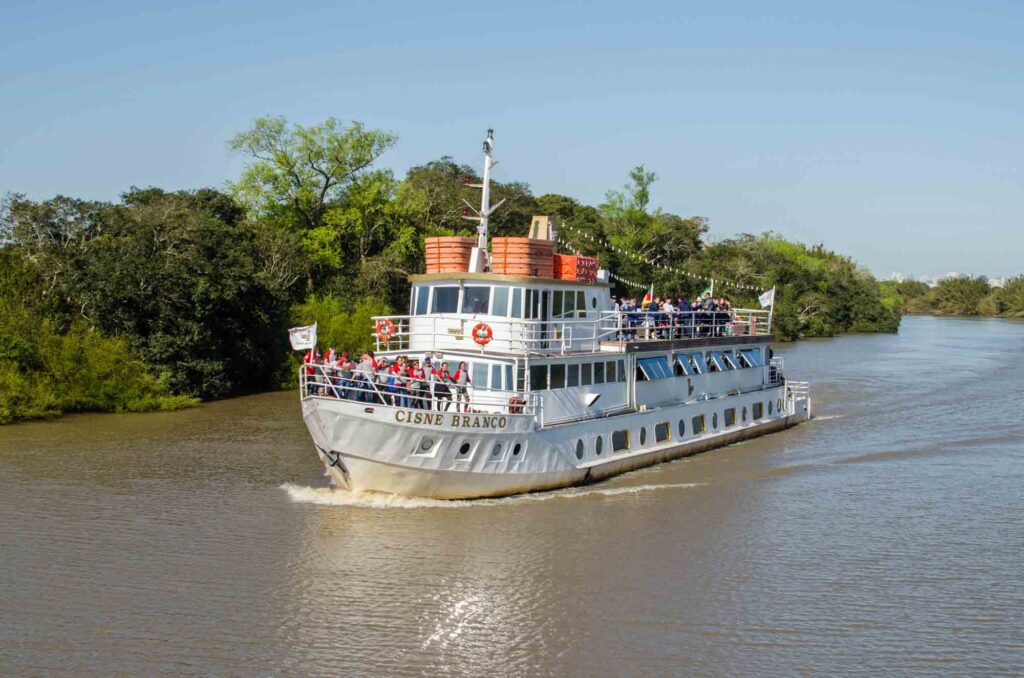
[2,0,1021,278]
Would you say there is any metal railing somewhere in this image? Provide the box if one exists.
[769,356,785,385]
[299,364,539,417]
[372,309,771,354]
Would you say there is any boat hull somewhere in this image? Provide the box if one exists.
[302,387,810,500]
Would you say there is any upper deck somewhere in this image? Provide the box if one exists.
[373,272,771,356]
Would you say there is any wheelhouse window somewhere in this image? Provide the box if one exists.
[492,287,509,317]
[740,348,764,368]
[413,286,429,315]
[567,364,580,387]
[432,286,459,313]
[462,286,490,314]
[529,364,548,391]
[510,288,523,318]
[638,356,673,380]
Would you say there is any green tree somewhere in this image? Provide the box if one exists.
[929,276,991,315]
[1000,276,1024,317]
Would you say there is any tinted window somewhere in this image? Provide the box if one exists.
[638,356,672,380]
[576,291,586,317]
[612,429,629,452]
[689,353,704,374]
[594,361,605,384]
[725,408,736,427]
[674,353,694,376]
[414,286,429,315]
[740,348,764,367]
[753,402,764,419]
[655,422,670,442]
[567,364,579,387]
[581,363,592,386]
[492,286,509,316]
[618,360,626,382]
[553,290,565,318]
[606,361,617,383]
[529,364,548,391]
[510,288,523,318]
[692,415,706,434]
[432,286,458,313]
[462,286,490,314]
[550,364,566,389]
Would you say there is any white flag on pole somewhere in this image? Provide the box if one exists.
[758,288,776,308]
[288,323,317,351]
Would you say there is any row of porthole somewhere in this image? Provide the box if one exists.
[457,441,523,458]
[572,397,785,460]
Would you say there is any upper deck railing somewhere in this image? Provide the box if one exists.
[371,309,771,355]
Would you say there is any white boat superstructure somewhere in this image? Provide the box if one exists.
[299,131,811,499]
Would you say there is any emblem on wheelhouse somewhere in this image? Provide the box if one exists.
[295,129,812,499]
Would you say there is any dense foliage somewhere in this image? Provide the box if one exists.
[1,116,906,423]
[883,276,1024,317]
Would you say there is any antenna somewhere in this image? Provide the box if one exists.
[463,129,506,258]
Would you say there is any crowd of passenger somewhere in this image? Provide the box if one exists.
[611,291,738,340]
[302,348,473,410]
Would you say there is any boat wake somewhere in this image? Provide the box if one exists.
[280,481,704,509]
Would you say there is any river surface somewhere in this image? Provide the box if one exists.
[1,316,1022,676]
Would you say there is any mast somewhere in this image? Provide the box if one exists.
[463,128,505,271]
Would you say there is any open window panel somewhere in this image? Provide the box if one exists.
[740,348,764,368]
[708,351,729,372]
[637,356,673,380]
[722,350,741,370]
[674,353,695,376]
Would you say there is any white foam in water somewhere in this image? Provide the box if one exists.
[813,414,847,421]
[280,481,705,509]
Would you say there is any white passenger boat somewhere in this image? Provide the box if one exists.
[299,131,811,499]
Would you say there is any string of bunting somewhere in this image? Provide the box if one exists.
[558,223,766,294]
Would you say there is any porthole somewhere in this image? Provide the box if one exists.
[777,398,783,412]
[768,401,773,415]
[575,439,584,460]
[492,443,502,458]
[420,438,434,451]
[591,296,597,308]
[459,442,471,456]
[512,443,522,456]
[639,427,647,445]
[595,436,603,455]
[742,406,747,422]
[678,419,685,437]
[712,413,719,429]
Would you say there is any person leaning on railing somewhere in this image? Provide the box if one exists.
[433,361,454,411]
[453,361,472,413]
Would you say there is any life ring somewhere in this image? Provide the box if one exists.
[376,318,395,343]
[472,322,493,346]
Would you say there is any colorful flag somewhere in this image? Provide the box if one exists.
[642,284,653,308]
[758,288,776,308]
[699,280,714,298]
[288,323,317,351]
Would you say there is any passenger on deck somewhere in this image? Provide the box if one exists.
[434,362,454,411]
[422,357,436,411]
[453,361,472,412]
[336,351,354,399]
[353,351,375,402]
[375,358,392,405]
[409,359,428,409]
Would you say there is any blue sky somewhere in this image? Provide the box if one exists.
[2,0,1021,278]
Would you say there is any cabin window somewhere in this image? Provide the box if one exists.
[562,290,575,318]
[606,361,617,383]
[491,364,502,390]
[753,402,764,419]
[689,353,704,375]
[414,286,430,315]
[591,294,597,309]
[472,362,487,388]
[742,406,747,422]
[655,422,670,442]
[576,291,586,317]
[712,413,719,429]
[505,365,513,392]
[432,286,459,313]
[638,356,672,380]
[510,288,523,318]
[740,348,764,368]
[595,436,603,455]
[550,364,566,389]
[553,290,565,318]
[581,363,592,386]
[674,353,694,376]
[516,364,526,392]
[678,419,686,437]
[524,289,536,319]
[462,286,490,314]
[492,287,509,317]
[618,360,626,382]
[708,352,729,372]
[724,408,736,427]
[567,364,580,387]
[575,439,584,459]
[594,361,605,384]
[529,364,548,391]
[692,415,706,434]
[612,429,630,452]
[768,400,773,415]
[640,427,647,445]
[722,351,740,370]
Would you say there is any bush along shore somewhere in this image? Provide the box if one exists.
[882,277,1024,318]
[1,117,901,424]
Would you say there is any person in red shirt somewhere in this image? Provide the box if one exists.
[453,361,472,412]
[433,361,454,411]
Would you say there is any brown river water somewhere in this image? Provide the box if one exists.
[2,315,1022,676]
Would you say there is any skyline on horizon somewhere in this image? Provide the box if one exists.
[2,0,1022,280]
